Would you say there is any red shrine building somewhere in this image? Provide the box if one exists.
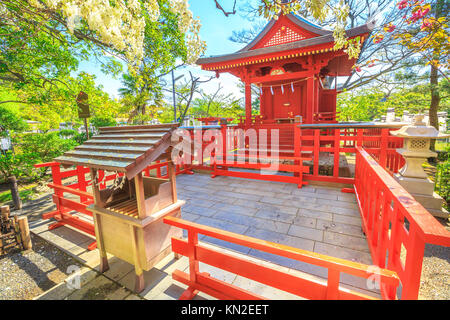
[196,14,375,126]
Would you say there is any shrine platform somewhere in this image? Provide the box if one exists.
[29,172,378,300]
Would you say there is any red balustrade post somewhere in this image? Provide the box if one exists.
[294,124,302,188]
[313,130,320,177]
[326,269,340,300]
[156,160,161,178]
[401,225,426,300]
[179,229,200,300]
[379,129,389,169]
[356,129,363,147]
[49,164,63,218]
[76,166,87,203]
[333,129,340,178]
[221,123,227,166]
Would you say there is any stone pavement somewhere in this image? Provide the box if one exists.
[30,172,380,300]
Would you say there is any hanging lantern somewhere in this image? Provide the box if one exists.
[281,85,284,94]
[270,86,274,95]
[291,82,294,92]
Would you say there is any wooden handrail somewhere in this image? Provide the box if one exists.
[356,147,450,246]
[164,216,400,286]
[34,162,60,168]
[47,182,93,199]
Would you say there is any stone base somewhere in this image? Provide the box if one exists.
[394,174,435,195]
[426,207,449,219]
[411,192,446,211]
[411,192,449,218]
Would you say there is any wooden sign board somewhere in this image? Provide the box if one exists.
[77,91,90,119]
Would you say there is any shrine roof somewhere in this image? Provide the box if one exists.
[54,123,179,179]
[196,14,375,67]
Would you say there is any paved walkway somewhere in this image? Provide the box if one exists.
[30,172,379,300]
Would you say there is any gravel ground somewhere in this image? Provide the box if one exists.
[418,217,450,300]
[0,234,82,300]
[419,244,450,300]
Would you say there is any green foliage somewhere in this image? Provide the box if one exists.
[189,98,244,121]
[16,132,78,164]
[0,104,28,136]
[337,89,389,122]
[90,115,117,129]
[0,130,81,183]
[0,151,38,183]
[10,72,123,131]
[337,80,449,122]
[435,145,449,210]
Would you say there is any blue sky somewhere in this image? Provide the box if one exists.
[77,1,264,100]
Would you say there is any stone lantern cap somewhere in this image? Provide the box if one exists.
[390,115,450,139]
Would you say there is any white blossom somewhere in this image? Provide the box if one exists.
[26,0,205,66]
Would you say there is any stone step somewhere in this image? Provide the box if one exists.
[411,192,446,211]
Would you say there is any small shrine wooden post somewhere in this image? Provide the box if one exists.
[55,124,184,293]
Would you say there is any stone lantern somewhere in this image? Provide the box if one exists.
[391,115,449,218]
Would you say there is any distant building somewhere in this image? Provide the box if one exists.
[376,110,448,133]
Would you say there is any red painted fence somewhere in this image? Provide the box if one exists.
[354,147,450,300]
[298,126,405,185]
[183,124,405,187]
[164,216,400,300]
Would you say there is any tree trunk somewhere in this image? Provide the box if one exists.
[429,64,440,152]
[8,176,22,210]
[429,0,446,152]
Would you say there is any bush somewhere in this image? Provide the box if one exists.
[0,132,79,183]
[0,105,28,136]
[435,143,450,210]
[435,161,449,210]
[0,151,38,183]
[16,131,78,164]
[90,116,117,129]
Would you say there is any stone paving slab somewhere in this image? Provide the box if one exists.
[316,219,365,238]
[313,242,372,265]
[232,199,298,215]
[288,224,324,242]
[213,210,291,234]
[253,209,296,224]
[28,172,380,300]
[333,214,362,227]
[245,227,315,252]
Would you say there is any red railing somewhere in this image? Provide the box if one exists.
[34,158,192,250]
[34,162,102,250]
[205,124,310,187]
[298,126,405,185]
[354,147,450,299]
[163,216,400,300]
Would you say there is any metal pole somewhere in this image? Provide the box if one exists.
[84,118,89,140]
[172,70,177,123]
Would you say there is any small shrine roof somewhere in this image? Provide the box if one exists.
[196,14,375,68]
[54,123,179,179]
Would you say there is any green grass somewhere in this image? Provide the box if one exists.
[0,185,36,204]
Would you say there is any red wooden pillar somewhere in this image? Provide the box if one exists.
[306,76,314,124]
[314,77,320,116]
[245,82,252,126]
